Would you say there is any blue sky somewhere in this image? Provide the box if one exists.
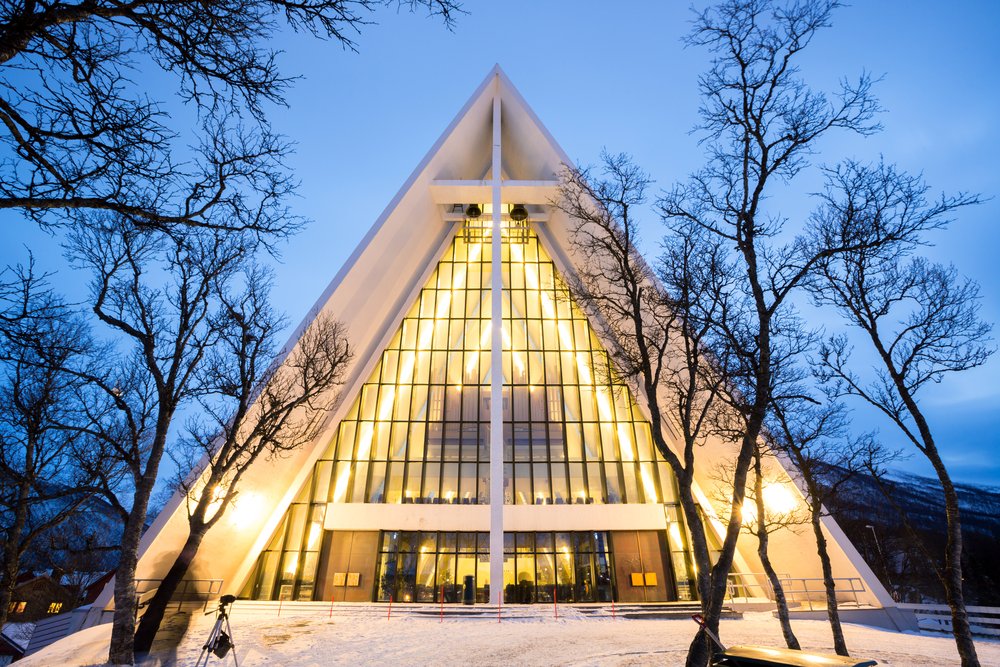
[2,1,998,485]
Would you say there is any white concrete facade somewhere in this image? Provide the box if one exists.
[88,66,896,618]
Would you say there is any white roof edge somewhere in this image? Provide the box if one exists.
[281,67,502,351]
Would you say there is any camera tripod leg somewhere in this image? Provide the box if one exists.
[221,612,239,667]
[194,595,239,666]
[195,614,224,667]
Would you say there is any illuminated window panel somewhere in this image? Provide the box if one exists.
[244,226,687,599]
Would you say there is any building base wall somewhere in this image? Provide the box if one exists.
[611,531,674,603]
[317,531,380,602]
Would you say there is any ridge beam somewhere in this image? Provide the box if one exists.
[488,85,504,607]
[429,179,561,205]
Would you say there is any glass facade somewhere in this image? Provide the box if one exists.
[314,228,678,506]
[239,478,326,601]
[375,531,491,603]
[503,531,613,603]
[371,530,614,605]
[241,224,697,602]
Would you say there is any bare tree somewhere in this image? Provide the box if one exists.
[769,395,870,655]
[0,0,459,236]
[133,270,350,653]
[657,2,881,660]
[557,153,746,667]
[66,222,258,665]
[0,259,106,628]
[709,443,805,651]
[809,160,989,667]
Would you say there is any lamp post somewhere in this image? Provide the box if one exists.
[866,524,895,599]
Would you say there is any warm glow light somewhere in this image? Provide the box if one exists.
[763,483,799,514]
[307,521,322,549]
[332,467,352,503]
[741,482,800,523]
[229,492,265,529]
[510,243,642,470]
[639,463,658,503]
[205,484,226,520]
[284,553,299,576]
[348,244,490,489]
[668,522,683,551]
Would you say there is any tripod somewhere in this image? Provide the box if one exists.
[195,594,239,667]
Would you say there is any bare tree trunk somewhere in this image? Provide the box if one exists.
[675,472,716,667]
[108,474,156,665]
[0,475,31,628]
[134,522,208,654]
[809,501,848,656]
[759,540,799,649]
[753,455,799,650]
[930,455,979,666]
[875,342,980,667]
[685,431,759,667]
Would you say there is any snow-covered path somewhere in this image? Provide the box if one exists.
[19,608,1000,666]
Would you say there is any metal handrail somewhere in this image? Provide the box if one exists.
[134,578,225,616]
[776,576,866,611]
[724,572,789,601]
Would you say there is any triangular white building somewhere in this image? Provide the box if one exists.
[89,66,903,622]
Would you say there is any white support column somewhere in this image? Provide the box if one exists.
[488,79,504,605]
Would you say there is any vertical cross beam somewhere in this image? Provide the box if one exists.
[488,77,504,606]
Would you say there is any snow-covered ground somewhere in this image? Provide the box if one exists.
[18,607,1000,666]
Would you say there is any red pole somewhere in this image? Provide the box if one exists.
[611,596,615,619]
[497,596,502,624]
[387,594,393,621]
[553,585,558,619]
[277,599,282,618]
[329,597,334,619]
[440,585,444,623]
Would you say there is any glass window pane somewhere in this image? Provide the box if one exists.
[587,462,604,504]
[551,463,568,504]
[405,463,423,501]
[533,463,550,503]
[335,422,357,461]
[605,463,623,504]
[514,463,531,505]
[409,423,425,461]
[442,462,459,502]
[386,462,403,503]
[424,462,440,501]
[350,462,369,503]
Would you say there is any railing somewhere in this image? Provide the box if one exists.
[134,578,225,617]
[896,603,1000,639]
[725,572,786,601]
[776,576,867,611]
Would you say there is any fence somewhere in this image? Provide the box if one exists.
[214,599,710,623]
[896,603,1000,639]
[725,572,785,600]
[134,578,225,617]
[776,576,867,611]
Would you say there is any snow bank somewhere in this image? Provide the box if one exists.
[18,608,1000,666]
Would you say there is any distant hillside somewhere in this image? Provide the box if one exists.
[819,466,1000,606]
